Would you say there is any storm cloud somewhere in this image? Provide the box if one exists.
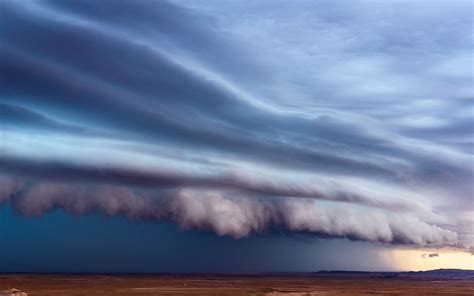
[0,0,472,251]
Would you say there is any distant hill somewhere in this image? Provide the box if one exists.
[395,269,474,280]
[314,269,474,280]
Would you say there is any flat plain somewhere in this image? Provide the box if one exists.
[0,273,473,296]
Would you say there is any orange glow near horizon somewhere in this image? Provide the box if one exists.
[382,249,474,271]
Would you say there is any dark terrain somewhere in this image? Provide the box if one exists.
[0,269,472,295]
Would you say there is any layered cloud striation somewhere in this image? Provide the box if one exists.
[0,0,472,250]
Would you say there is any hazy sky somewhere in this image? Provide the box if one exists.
[0,0,473,272]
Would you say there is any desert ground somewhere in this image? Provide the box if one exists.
[0,274,473,296]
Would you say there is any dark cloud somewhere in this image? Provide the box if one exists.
[422,252,440,258]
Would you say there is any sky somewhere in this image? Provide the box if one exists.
[0,0,473,272]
